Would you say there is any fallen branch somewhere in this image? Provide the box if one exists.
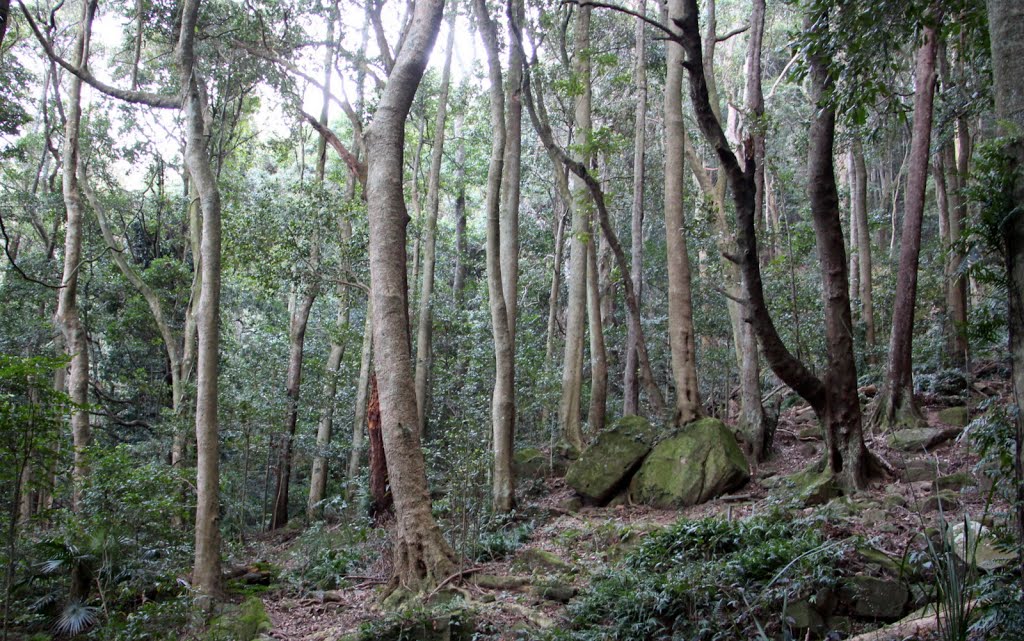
[425,566,485,600]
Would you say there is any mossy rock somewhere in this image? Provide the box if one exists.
[937,405,970,427]
[784,466,840,507]
[629,418,750,508]
[888,426,962,452]
[566,416,658,504]
[855,545,904,575]
[205,597,271,641]
[838,576,908,621]
[920,490,961,513]
[947,520,1019,571]
[514,448,548,479]
[353,609,476,641]
[516,548,572,574]
[933,472,976,492]
[785,599,825,633]
[902,459,943,482]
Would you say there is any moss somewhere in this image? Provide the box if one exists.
[205,597,271,641]
[784,465,840,506]
[629,418,749,508]
[937,405,970,427]
[565,416,657,503]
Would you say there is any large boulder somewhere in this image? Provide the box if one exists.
[629,418,750,508]
[947,520,1019,571]
[888,426,962,451]
[566,416,657,504]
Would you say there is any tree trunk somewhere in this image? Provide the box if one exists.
[872,22,938,431]
[363,0,454,594]
[347,301,373,497]
[558,4,592,451]
[502,0,524,348]
[623,0,647,417]
[851,138,875,354]
[414,25,453,437]
[270,291,316,529]
[675,0,882,492]
[452,114,468,306]
[475,0,516,513]
[586,226,608,433]
[665,0,702,426]
[56,0,94,514]
[367,372,391,520]
[985,0,1024,582]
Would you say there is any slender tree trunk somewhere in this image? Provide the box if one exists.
[475,0,516,513]
[872,22,938,430]
[414,25,453,437]
[56,0,95,514]
[586,226,607,433]
[665,0,702,426]
[502,0,524,348]
[367,372,391,520]
[986,0,1024,580]
[178,0,223,600]
[347,302,372,495]
[363,0,454,594]
[452,115,468,305]
[558,4,592,451]
[623,0,647,417]
[270,291,316,529]
[545,205,567,369]
[851,138,875,354]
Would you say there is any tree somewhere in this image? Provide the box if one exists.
[363,0,454,596]
[474,0,516,513]
[673,0,884,492]
[985,0,1024,574]
[872,16,939,430]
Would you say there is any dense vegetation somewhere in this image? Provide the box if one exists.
[1,0,1023,637]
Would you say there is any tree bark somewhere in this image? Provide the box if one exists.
[586,224,608,433]
[363,0,454,594]
[347,301,373,497]
[557,4,592,451]
[367,372,391,520]
[56,0,95,514]
[985,0,1024,583]
[178,0,223,600]
[851,138,875,354]
[474,0,516,513]
[414,24,454,437]
[452,114,468,306]
[665,0,702,426]
[623,0,647,417]
[872,22,938,431]
[270,291,316,529]
[502,0,524,348]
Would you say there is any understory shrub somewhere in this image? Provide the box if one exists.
[546,513,852,641]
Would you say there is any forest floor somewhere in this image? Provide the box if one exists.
[241,372,1012,641]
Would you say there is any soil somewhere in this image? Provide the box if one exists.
[245,371,1013,641]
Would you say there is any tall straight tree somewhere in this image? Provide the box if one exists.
[474,0,515,513]
[850,137,876,354]
[985,0,1024,572]
[664,0,702,426]
[56,0,94,512]
[363,0,455,593]
[872,17,939,430]
[623,0,647,417]
[414,22,454,436]
[558,3,592,450]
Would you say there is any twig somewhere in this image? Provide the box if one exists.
[425,566,484,599]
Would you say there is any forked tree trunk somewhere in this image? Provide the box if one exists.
[56,0,94,514]
[665,0,702,426]
[623,0,647,417]
[985,0,1024,579]
[475,0,516,513]
[872,22,938,431]
[414,25,454,436]
[675,0,882,492]
[363,0,454,594]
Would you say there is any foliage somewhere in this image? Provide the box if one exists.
[469,518,535,563]
[546,513,852,641]
[281,520,377,591]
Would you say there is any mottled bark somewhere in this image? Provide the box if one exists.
[665,0,702,426]
[586,226,608,433]
[623,0,647,417]
[872,23,938,431]
[414,25,453,436]
[475,0,516,513]
[363,0,454,593]
[851,138,875,353]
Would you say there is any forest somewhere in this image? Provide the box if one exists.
[1,0,1023,638]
